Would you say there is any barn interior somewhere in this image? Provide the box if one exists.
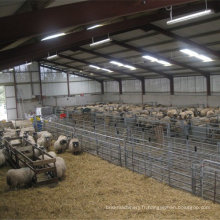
[1,0,220,219]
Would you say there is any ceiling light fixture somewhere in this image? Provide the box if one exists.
[142,55,172,66]
[89,65,113,73]
[180,49,213,62]
[41,33,66,41]
[47,54,58,60]
[167,9,213,25]
[101,68,113,73]
[87,24,103,30]
[90,37,111,47]
[9,68,13,71]
[89,65,101,70]
[110,61,136,70]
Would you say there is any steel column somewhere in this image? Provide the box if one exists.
[38,62,43,105]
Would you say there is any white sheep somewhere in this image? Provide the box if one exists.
[37,136,51,150]
[27,136,36,145]
[54,135,68,153]
[6,167,35,189]
[69,138,82,155]
[49,157,66,179]
[167,109,178,118]
[33,146,46,158]
[19,127,35,137]
[37,131,52,139]
[207,110,215,117]
[38,151,57,160]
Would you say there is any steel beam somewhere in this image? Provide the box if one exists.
[0,1,206,71]
[206,74,211,96]
[70,49,143,80]
[0,0,198,43]
[113,39,210,77]
[79,47,171,79]
[119,80,122,95]
[101,81,104,95]
[12,69,18,118]
[38,62,44,105]
[58,54,120,81]
[170,76,174,95]
[40,61,102,83]
[147,24,220,58]
[67,72,70,97]
[141,78,146,95]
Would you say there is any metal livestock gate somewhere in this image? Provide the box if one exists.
[44,119,220,203]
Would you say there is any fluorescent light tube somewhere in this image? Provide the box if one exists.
[26,62,32,66]
[157,60,172,67]
[47,54,58,60]
[142,55,158,62]
[89,65,113,73]
[110,61,136,70]
[41,33,66,41]
[123,65,136,70]
[87,24,103,30]
[89,65,101,70]
[101,68,113,73]
[142,55,172,66]
[9,68,13,71]
[180,49,213,62]
[110,61,124,67]
[90,38,111,47]
[167,10,213,25]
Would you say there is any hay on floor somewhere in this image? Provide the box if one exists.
[0,152,220,220]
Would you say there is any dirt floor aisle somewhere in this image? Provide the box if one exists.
[0,152,220,219]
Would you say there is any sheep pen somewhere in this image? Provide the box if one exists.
[0,152,220,220]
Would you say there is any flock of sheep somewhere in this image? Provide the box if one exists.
[64,104,220,126]
[0,126,82,189]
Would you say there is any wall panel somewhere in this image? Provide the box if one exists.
[145,78,169,93]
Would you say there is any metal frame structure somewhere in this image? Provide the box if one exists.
[44,114,220,203]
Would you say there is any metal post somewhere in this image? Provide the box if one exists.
[67,72,70,97]
[214,171,217,203]
[38,62,43,106]
[13,68,18,119]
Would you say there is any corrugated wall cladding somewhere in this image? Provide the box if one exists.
[104,81,119,93]
[41,71,67,82]
[70,80,101,94]
[145,78,170,93]
[174,76,207,94]
[42,83,68,96]
[211,75,220,93]
[122,80,142,93]
[0,72,14,83]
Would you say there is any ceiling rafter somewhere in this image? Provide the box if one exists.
[145,24,220,58]
[40,59,103,82]
[58,54,121,81]
[58,53,139,80]
[0,0,199,43]
[0,0,215,71]
[112,39,210,77]
[78,48,172,79]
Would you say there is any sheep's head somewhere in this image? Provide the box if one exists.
[16,130,20,136]
[45,137,51,142]
[60,139,67,145]
[72,142,79,148]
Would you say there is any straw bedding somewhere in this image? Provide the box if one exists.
[0,152,220,220]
